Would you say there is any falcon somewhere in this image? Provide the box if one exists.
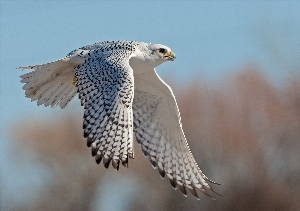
[19,40,220,199]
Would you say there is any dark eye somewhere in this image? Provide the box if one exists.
[159,48,167,54]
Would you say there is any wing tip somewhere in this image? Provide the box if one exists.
[112,159,120,171]
[205,177,222,186]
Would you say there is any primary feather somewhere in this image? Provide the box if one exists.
[19,40,220,199]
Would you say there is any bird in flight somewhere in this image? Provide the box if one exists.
[19,40,220,199]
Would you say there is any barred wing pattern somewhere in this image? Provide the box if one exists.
[133,70,220,199]
[19,40,220,200]
[75,49,135,170]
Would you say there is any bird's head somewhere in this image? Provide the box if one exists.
[131,42,176,71]
[148,43,176,62]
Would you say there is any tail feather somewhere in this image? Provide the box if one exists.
[58,85,77,109]
[48,83,70,108]
[19,58,77,109]
[43,83,65,107]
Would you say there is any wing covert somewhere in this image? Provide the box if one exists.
[75,49,135,170]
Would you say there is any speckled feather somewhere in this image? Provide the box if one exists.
[75,42,136,169]
[19,40,220,199]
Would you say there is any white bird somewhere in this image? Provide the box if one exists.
[19,40,220,199]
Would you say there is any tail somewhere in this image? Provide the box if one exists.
[19,58,78,109]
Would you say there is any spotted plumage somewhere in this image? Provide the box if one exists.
[19,40,220,199]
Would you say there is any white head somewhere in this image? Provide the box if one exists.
[147,43,176,62]
[130,42,176,73]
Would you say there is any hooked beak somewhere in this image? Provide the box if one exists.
[164,51,176,61]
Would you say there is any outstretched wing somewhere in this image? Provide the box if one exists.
[75,49,135,170]
[133,70,220,199]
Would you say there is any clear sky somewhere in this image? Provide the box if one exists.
[1,1,300,209]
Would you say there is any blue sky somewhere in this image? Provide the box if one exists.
[1,1,300,209]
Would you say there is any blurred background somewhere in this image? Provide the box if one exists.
[1,1,300,211]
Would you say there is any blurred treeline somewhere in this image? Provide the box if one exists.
[11,67,300,211]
